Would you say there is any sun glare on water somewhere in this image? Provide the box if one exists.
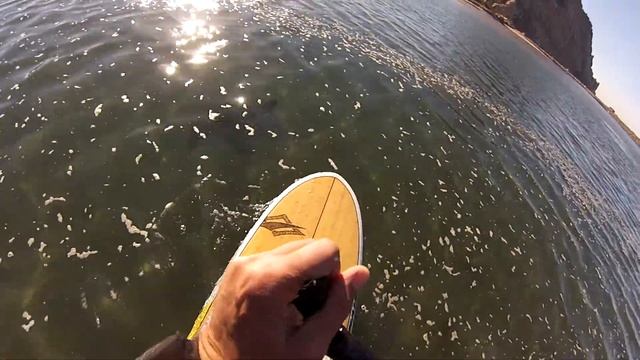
[166,0,221,11]
[188,39,229,64]
[144,0,229,74]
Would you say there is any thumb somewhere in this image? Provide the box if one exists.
[291,266,369,354]
[342,265,370,300]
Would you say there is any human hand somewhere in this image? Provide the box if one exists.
[196,239,370,359]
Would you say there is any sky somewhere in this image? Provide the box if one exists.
[582,0,639,136]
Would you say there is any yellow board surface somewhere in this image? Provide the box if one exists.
[188,172,362,339]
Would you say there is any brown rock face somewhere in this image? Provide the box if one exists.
[472,0,599,91]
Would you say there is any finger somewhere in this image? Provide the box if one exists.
[289,273,351,353]
[284,303,304,337]
[268,239,314,256]
[342,265,370,299]
[284,238,341,282]
[290,266,369,350]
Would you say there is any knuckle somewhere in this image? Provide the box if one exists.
[320,238,340,254]
[227,257,247,274]
[226,254,292,298]
[227,257,261,286]
[229,255,258,271]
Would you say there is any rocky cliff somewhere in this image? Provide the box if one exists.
[470,0,599,91]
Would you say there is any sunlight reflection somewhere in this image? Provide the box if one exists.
[174,17,219,46]
[188,39,229,64]
[166,0,221,11]
[163,61,179,75]
[145,0,228,74]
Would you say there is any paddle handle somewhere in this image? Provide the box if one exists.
[327,326,375,360]
[293,277,376,360]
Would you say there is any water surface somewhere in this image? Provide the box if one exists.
[1,0,639,358]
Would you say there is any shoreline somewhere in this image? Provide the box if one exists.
[460,0,640,145]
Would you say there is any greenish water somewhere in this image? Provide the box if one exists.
[1,0,639,358]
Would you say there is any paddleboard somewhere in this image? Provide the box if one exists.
[187,172,363,339]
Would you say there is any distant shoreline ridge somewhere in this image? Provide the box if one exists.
[461,0,640,144]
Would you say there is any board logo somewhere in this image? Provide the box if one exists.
[260,214,305,237]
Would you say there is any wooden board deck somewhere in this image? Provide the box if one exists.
[188,172,362,339]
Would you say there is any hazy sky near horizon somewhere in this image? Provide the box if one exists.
[582,0,639,136]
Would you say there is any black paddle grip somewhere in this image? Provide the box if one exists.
[292,276,375,360]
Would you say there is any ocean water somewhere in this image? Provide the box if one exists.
[1,0,639,358]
